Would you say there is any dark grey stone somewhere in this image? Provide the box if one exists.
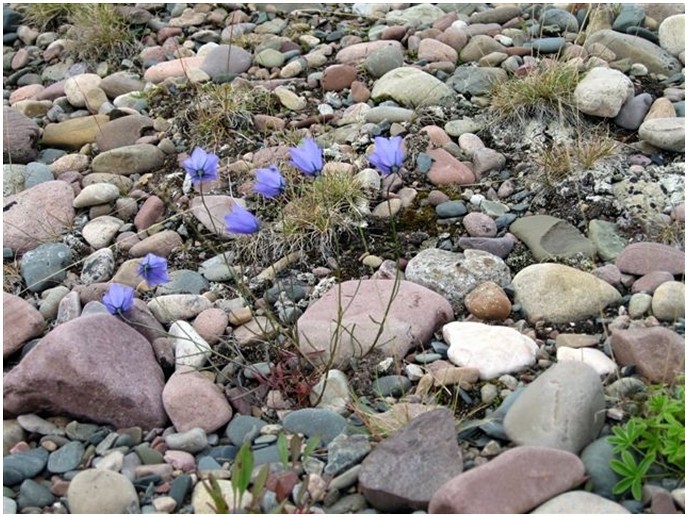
[155,269,210,295]
[325,434,371,477]
[373,375,412,397]
[612,5,646,32]
[456,236,515,259]
[541,8,579,32]
[614,93,652,130]
[448,67,508,96]
[436,200,467,218]
[364,45,405,79]
[252,444,281,465]
[23,163,54,189]
[526,37,567,54]
[580,437,622,499]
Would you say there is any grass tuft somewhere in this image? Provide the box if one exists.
[66,4,140,65]
[489,60,581,124]
[16,3,79,31]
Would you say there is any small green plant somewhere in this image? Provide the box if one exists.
[608,382,685,501]
[489,60,581,124]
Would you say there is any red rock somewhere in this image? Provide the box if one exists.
[3,293,45,358]
[348,81,369,104]
[134,195,165,232]
[321,64,357,91]
[128,231,183,258]
[4,180,75,254]
[437,27,468,53]
[610,327,684,383]
[36,80,67,101]
[162,367,232,433]
[462,212,497,237]
[381,25,407,41]
[143,56,205,83]
[3,107,40,164]
[95,115,155,152]
[426,148,475,186]
[615,242,685,275]
[418,38,458,64]
[428,446,586,513]
[360,408,462,511]
[464,281,511,321]
[297,279,453,369]
[192,308,228,345]
[163,450,196,472]
[421,125,452,149]
[9,84,45,104]
[3,314,167,429]
[631,271,675,294]
[433,12,458,31]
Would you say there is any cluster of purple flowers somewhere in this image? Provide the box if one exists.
[102,253,170,315]
[102,137,404,316]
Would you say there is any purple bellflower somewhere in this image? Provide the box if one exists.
[289,137,323,177]
[368,136,405,175]
[253,164,286,198]
[102,283,135,315]
[224,203,261,234]
[182,147,219,184]
[137,253,170,287]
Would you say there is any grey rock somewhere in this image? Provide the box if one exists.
[526,37,567,53]
[541,8,579,32]
[435,200,467,218]
[324,434,371,476]
[91,144,165,175]
[588,219,627,262]
[3,107,40,164]
[20,243,72,293]
[373,375,412,397]
[457,236,515,259]
[371,67,454,108]
[359,408,463,511]
[164,428,208,454]
[47,440,84,474]
[406,248,511,313]
[282,408,347,446]
[23,163,54,189]
[3,164,27,196]
[17,479,55,510]
[67,469,140,514]
[638,117,685,152]
[510,215,595,261]
[80,248,115,285]
[448,67,507,96]
[532,490,630,513]
[504,361,605,453]
[225,415,267,447]
[155,269,209,295]
[3,447,49,486]
[364,45,405,78]
[614,93,653,130]
[612,4,646,32]
[200,45,252,80]
[580,437,622,499]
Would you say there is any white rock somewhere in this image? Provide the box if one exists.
[651,281,685,321]
[556,346,617,376]
[443,321,538,380]
[73,183,120,208]
[574,67,634,118]
[309,369,351,415]
[169,320,212,370]
[191,480,251,514]
[148,295,212,324]
[638,117,685,152]
[64,73,102,108]
[658,14,685,57]
[82,216,124,249]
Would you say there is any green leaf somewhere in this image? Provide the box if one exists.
[277,433,290,468]
[303,435,320,461]
[231,441,254,502]
[203,473,230,513]
[290,434,302,467]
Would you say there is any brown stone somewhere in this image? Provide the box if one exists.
[3,107,40,164]
[464,281,511,321]
[95,115,155,152]
[610,327,684,383]
[128,230,183,258]
[418,38,458,64]
[615,242,685,275]
[644,97,677,120]
[426,148,475,186]
[631,271,675,294]
[321,64,357,91]
[134,195,165,232]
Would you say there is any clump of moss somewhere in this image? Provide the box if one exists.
[489,61,581,124]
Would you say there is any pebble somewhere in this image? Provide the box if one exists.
[373,375,412,397]
[651,281,685,321]
[20,243,72,293]
[67,469,140,513]
[164,427,208,454]
[47,440,84,474]
[282,409,347,446]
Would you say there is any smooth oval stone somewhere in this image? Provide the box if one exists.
[436,200,467,218]
[373,375,412,397]
[47,441,85,474]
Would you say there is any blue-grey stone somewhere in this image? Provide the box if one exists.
[36,149,66,165]
[17,479,55,510]
[436,200,467,218]
[169,474,191,511]
[541,8,579,32]
[47,441,84,474]
[253,434,277,446]
[625,26,659,44]
[3,448,49,486]
[414,353,442,364]
[283,409,348,446]
[580,437,622,499]
[416,153,433,174]
[23,163,54,189]
[430,341,449,357]
[155,269,209,295]
[264,282,307,305]
[4,496,17,514]
[225,415,267,446]
[65,422,100,442]
[526,37,567,53]
[4,247,15,259]
[612,5,645,32]
[203,445,238,464]
[324,434,371,476]
[253,444,281,465]
[448,67,508,96]
[3,7,21,34]
[20,243,72,293]
[674,101,684,117]
[614,93,652,130]
[197,456,222,472]
[373,375,412,398]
